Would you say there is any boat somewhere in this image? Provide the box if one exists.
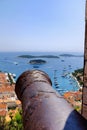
[61,73,68,78]
[61,60,65,62]
[12,73,16,78]
[33,65,39,68]
[14,62,18,65]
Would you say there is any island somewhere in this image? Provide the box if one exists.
[59,54,83,57]
[18,55,59,59]
[29,59,46,65]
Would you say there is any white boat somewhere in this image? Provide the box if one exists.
[14,62,18,65]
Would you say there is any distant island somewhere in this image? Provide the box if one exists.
[18,54,83,59]
[18,55,59,59]
[59,54,83,57]
[29,59,46,65]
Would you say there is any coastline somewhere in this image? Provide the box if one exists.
[70,73,82,90]
[63,72,83,112]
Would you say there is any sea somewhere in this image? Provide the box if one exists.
[0,52,84,95]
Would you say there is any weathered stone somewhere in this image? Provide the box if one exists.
[82,0,87,119]
[82,104,87,119]
[82,87,87,104]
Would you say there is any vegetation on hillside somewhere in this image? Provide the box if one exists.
[64,68,83,113]
[0,108,23,130]
[72,68,83,86]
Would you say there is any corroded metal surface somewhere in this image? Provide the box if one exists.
[15,70,87,130]
[15,70,52,100]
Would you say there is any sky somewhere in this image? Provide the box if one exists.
[0,0,86,52]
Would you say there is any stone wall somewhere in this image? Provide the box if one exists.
[82,0,87,119]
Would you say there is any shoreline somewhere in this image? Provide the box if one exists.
[70,73,82,90]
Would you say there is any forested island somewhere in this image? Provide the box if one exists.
[18,54,83,59]
[29,59,46,65]
[18,55,59,59]
[59,54,83,57]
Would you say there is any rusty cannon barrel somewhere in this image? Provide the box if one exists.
[15,70,87,130]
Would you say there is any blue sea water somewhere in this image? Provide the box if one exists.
[0,52,84,95]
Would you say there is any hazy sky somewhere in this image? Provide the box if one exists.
[0,0,85,52]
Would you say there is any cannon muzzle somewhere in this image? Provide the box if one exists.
[15,70,87,130]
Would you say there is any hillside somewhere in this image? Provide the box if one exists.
[72,68,83,86]
[64,68,83,113]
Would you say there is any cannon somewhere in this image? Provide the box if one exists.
[15,70,87,130]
